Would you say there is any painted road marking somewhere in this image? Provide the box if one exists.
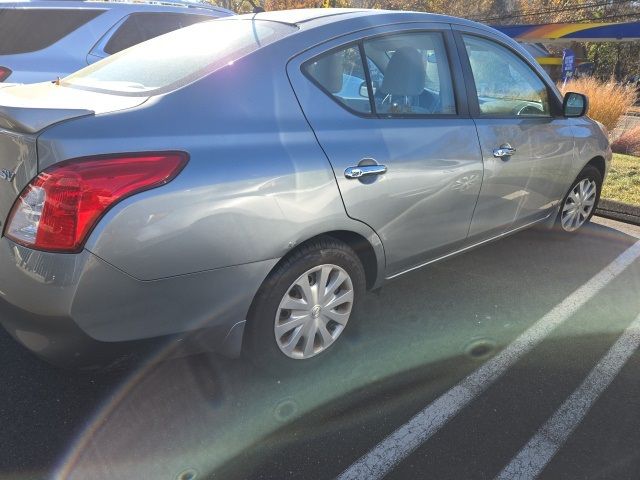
[593,216,640,239]
[496,311,640,479]
[338,241,640,480]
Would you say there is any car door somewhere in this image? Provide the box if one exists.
[288,25,483,276]
[452,27,575,237]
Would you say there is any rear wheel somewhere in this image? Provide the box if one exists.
[557,165,602,233]
[243,237,365,371]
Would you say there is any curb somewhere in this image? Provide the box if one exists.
[596,199,640,226]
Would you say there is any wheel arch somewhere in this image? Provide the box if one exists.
[585,155,606,179]
[269,229,384,291]
[321,230,380,290]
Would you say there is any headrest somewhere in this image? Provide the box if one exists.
[309,53,343,94]
[380,47,425,96]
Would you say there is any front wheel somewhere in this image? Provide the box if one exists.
[557,165,603,233]
[243,237,365,371]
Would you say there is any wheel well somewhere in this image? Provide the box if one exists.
[586,156,606,179]
[324,231,378,289]
[283,231,378,290]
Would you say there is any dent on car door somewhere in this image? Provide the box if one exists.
[288,26,484,276]
[454,29,575,238]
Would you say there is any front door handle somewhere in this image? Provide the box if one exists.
[344,164,387,179]
[493,143,516,159]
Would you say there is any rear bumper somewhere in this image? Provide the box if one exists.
[0,296,167,370]
[0,238,276,367]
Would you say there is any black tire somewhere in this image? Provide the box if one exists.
[556,164,603,234]
[243,237,366,373]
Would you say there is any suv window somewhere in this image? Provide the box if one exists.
[303,46,371,114]
[363,32,456,116]
[463,35,551,117]
[0,9,104,55]
[104,12,215,55]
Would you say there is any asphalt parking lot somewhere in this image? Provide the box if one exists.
[3,217,640,480]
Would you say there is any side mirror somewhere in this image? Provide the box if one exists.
[563,92,588,117]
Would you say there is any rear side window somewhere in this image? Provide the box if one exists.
[63,19,296,95]
[0,9,104,55]
[363,32,456,116]
[303,31,457,117]
[104,12,215,55]
[304,46,372,114]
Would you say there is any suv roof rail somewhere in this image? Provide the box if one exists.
[82,0,233,14]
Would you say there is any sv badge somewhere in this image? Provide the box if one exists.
[0,169,16,183]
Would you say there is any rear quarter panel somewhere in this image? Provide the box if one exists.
[37,52,383,281]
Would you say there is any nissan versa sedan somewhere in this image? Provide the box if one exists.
[0,8,611,370]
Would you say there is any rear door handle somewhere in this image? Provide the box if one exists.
[344,164,387,179]
[493,143,516,159]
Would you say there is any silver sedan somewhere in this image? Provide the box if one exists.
[0,8,611,369]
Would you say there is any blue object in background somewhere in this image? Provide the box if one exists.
[561,48,575,81]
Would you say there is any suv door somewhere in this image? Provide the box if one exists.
[453,27,575,237]
[288,25,483,276]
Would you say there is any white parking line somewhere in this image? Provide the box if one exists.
[495,311,640,480]
[338,240,640,480]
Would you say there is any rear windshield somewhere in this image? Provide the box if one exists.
[62,19,297,96]
[0,8,104,55]
[103,12,216,55]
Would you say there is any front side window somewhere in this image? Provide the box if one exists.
[463,35,551,117]
[303,46,371,114]
[363,32,456,116]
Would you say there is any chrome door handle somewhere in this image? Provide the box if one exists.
[344,164,387,179]
[493,144,516,159]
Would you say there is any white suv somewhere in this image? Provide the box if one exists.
[0,0,232,84]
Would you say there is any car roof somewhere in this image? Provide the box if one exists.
[235,8,520,55]
[0,0,233,15]
[246,8,370,24]
[246,8,484,29]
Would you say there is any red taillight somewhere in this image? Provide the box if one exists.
[4,152,188,253]
[0,67,12,82]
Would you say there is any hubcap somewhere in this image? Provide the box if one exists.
[561,178,597,232]
[274,264,354,360]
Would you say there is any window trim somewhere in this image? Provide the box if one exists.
[359,42,377,115]
[453,30,563,120]
[88,13,130,60]
[300,28,466,120]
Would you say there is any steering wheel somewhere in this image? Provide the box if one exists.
[516,103,544,116]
